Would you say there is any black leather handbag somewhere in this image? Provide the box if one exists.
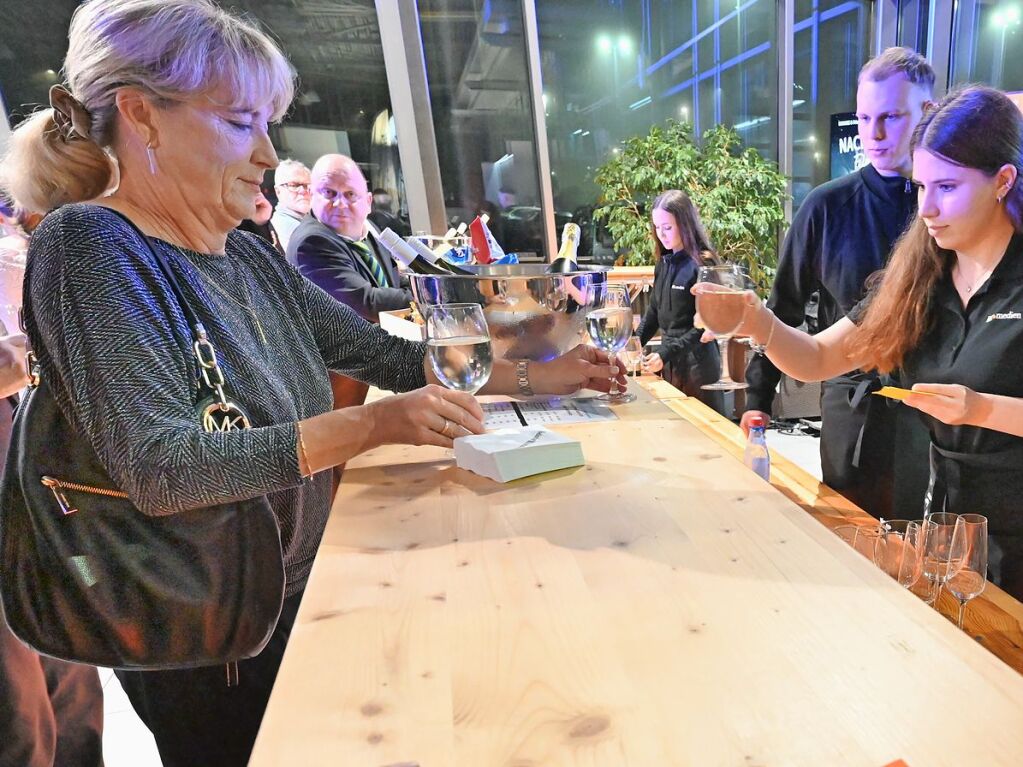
[0,218,285,671]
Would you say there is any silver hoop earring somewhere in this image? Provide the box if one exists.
[146,145,157,176]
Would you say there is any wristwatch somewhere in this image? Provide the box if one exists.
[516,359,534,397]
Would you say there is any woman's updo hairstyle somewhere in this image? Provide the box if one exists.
[0,0,294,213]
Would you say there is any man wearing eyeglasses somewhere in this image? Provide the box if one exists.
[271,158,312,252]
[288,153,411,323]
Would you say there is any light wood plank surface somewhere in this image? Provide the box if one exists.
[252,379,1023,766]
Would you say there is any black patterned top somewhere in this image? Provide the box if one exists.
[25,204,427,595]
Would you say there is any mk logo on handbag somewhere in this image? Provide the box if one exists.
[200,401,252,432]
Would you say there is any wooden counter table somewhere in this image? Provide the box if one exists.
[251,378,1023,766]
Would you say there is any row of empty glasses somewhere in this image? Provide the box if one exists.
[834,513,989,629]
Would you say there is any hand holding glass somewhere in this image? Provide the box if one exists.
[695,265,753,390]
[426,303,493,395]
[586,284,635,403]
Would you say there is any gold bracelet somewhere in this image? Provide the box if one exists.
[297,422,312,477]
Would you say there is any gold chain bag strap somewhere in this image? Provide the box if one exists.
[0,210,285,672]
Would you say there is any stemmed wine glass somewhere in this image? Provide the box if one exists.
[622,337,643,377]
[586,284,636,404]
[921,512,962,607]
[695,264,753,390]
[425,303,493,395]
[852,525,883,563]
[945,514,988,630]
[876,519,925,590]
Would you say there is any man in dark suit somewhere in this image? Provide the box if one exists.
[288,154,411,323]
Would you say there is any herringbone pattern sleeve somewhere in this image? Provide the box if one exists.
[24,204,426,594]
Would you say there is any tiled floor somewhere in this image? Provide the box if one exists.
[98,423,823,766]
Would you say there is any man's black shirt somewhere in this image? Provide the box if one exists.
[745,164,916,412]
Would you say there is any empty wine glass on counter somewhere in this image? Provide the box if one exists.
[621,337,643,377]
[833,524,860,548]
[876,519,924,589]
[921,513,962,607]
[852,525,883,564]
[945,514,988,630]
[694,264,753,390]
[425,303,493,395]
[586,284,636,404]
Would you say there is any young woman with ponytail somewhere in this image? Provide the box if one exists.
[636,190,724,412]
[703,85,1023,598]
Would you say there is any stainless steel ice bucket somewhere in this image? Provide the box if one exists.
[407,264,610,361]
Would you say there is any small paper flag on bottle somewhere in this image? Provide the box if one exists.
[469,216,506,264]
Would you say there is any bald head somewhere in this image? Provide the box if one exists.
[310,154,372,239]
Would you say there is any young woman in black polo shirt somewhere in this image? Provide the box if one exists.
[637,190,724,411]
[707,85,1023,599]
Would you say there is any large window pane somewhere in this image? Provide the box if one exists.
[898,0,930,52]
[418,0,546,258]
[951,0,1023,90]
[0,2,79,130]
[792,0,871,208]
[0,1,406,224]
[537,0,777,260]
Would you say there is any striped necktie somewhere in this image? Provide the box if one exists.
[350,238,389,288]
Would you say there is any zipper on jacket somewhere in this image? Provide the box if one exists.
[40,476,129,516]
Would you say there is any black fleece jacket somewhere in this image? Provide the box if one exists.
[637,250,705,367]
[744,164,917,413]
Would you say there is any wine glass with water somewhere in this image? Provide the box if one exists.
[426,303,493,395]
[586,284,636,404]
[695,264,753,390]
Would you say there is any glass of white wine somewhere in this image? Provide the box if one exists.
[586,284,635,404]
[695,264,753,391]
[425,303,493,395]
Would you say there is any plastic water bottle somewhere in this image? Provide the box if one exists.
[744,415,771,481]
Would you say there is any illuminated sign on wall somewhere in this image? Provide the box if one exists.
[829,112,865,180]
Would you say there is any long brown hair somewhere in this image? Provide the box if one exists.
[848,85,1023,373]
[650,189,716,264]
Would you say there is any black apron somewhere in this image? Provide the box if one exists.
[819,372,931,520]
[926,441,1023,601]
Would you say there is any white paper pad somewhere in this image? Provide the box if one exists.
[454,427,585,483]
[481,397,618,429]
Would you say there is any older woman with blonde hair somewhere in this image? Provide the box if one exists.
[0,0,623,763]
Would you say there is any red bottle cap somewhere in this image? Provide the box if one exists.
[748,415,767,429]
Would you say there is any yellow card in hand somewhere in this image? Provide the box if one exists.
[873,386,938,401]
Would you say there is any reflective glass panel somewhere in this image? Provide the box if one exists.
[951,0,1023,91]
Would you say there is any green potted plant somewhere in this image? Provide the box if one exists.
[593,120,788,296]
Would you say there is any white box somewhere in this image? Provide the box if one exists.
[454,427,585,483]
[379,308,425,341]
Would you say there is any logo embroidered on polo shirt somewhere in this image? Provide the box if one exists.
[986,311,1022,322]
[671,285,687,291]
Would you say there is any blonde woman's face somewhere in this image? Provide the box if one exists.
[652,207,683,252]
[152,94,278,229]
